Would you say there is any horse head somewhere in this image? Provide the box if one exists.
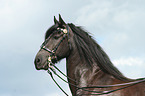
[34,15,72,70]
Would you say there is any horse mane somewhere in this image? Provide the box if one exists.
[68,23,132,82]
[45,24,59,39]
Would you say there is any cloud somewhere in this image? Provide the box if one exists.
[75,0,145,36]
[113,57,144,66]
[113,57,145,79]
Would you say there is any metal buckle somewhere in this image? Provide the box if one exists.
[57,27,67,34]
[63,29,67,34]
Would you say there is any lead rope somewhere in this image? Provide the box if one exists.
[47,68,69,96]
[51,64,145,95]
[50,64,105,93]
[53,64,77,83]
[80,81,142,95]
[46,56,69,96]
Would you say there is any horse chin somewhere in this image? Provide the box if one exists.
[35,62,49,71]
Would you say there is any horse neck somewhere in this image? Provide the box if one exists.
[66,47,119,95]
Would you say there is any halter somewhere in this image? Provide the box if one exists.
[40,25,145,96]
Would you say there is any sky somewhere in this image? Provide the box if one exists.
[0,0,145,96]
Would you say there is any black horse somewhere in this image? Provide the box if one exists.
[34,15,145,96]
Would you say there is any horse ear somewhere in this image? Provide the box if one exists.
[59,14,66,25]
[54,16,59,25]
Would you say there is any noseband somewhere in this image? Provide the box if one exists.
[40,25,71,67]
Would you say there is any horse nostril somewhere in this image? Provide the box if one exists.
[36,58,40,63]
[35,56,42,65]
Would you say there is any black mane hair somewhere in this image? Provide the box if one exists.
[68,23,132,82]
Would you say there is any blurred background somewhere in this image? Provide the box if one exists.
[0,0,145,96]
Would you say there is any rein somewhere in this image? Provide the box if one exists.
[48,64,145,96]
[40,25,145,96]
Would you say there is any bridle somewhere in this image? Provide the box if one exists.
[40,25,71,66]
[40,24,145,96]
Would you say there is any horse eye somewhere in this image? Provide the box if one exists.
[53,36,60,39]
[57,30,62,34]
